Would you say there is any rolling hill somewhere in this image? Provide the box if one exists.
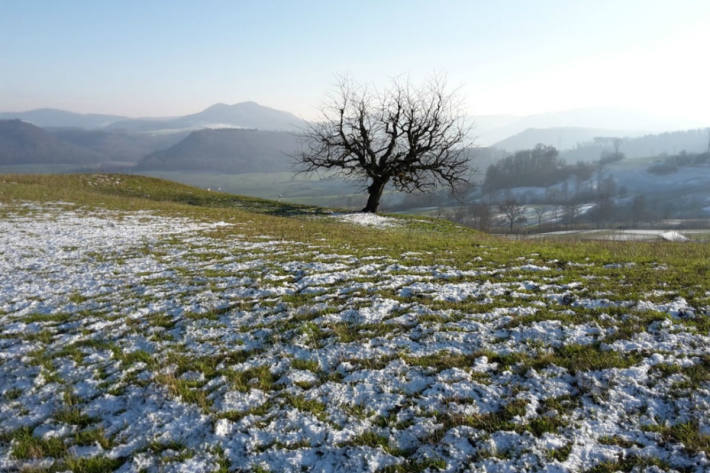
[560,128,710,162]
[472,107,706,146]
[0,119,105,165]
[493,127,627,152]
[46,128,188,164]
[135,128,303,173]
[0,108,125,129]
[491,126,710,163]
[107,102,306,133]
[0,102,307,134]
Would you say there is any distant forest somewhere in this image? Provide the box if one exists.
[559,128,710,162]
[482,144,607,192]
[647,150,710,175]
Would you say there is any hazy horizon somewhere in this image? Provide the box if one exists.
[2,1,710,126]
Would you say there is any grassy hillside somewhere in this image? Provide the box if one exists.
[0,174,708,473]
[2,174,707,268]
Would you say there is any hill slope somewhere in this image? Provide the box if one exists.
[560,127,710,162]
[490,126,710,162]
[135,128,303,173]
[107,101,306,133]
[493,127,626,152]
[46,127,188,164]
[473,107,706,145]
[0,119,105,165]
[0,108,125,128]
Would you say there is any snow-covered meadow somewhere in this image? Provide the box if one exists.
[1,201,709,472]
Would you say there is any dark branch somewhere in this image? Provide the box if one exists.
[296,77,473,212]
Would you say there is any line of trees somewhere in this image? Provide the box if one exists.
[482,144,596,193]
[647,150,710,175]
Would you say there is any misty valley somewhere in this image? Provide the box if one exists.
[1,104,709,239]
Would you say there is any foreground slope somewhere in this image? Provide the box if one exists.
[0,175,709,473]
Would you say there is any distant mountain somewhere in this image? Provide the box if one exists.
[560,128,710,162]
[472,107,708,146]
[488,126,710,163]
[135,128,303,173]
[0,102,307,133]
[493,127,628,152]
[0,120,105,165]
[108,102,306,133]
[46,128,189,164]
[0,108,125,129]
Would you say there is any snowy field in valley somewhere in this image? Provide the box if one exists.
[1,202,709,472]
[524,229,710,242]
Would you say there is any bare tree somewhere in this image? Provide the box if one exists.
[499,198,525,233]
[593,175,616,227]
[594,194,614,228]
[563,200,581,227]
[631,195,646,225]
[533,206,546,227]
[612,137,623,156]
[471,202,491,231]
[298,78,470,212]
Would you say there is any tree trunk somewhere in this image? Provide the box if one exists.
[362,178,387,212]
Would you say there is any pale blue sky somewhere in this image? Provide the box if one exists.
[2,0,709,121]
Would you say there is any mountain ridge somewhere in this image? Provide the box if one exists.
[0,108,126,129]
[106,101,307,133]
[493,127,633,152]
[0,102,307,133]
[0,119,106,165]
[135,128,303,173]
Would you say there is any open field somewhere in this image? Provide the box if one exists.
[1,174,709,473]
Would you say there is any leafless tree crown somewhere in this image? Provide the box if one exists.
[298,78,470,211]
[499,198,525,233]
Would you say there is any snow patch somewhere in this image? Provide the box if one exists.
[335,212,399,228]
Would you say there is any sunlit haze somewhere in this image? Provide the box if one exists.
[2,0,709,127]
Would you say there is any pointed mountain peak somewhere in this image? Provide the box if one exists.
[201,102,230,112]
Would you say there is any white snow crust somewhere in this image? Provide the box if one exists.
[335,213,398,228]
[0,202,708,473]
